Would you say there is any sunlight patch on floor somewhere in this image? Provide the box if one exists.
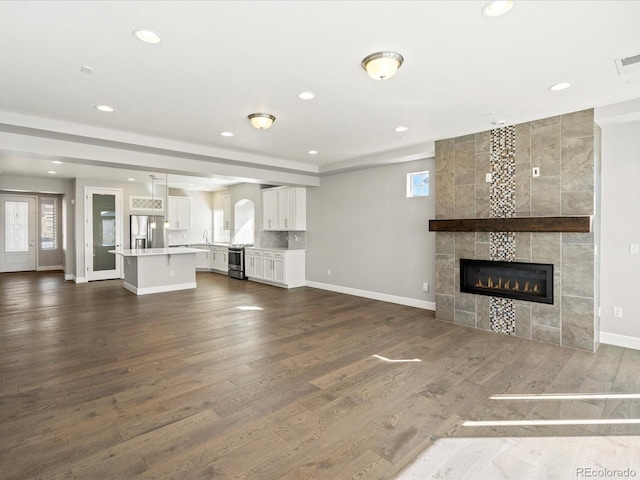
[396,436,640,480]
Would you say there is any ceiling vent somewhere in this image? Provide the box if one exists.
[615,53,640,77]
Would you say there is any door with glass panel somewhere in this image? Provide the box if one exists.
[85,187,122,281]
[0,195,37,272]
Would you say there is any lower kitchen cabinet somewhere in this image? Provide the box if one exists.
[211,246,228,273]
[245,248,304,288]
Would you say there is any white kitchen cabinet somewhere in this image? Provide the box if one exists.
[262,189,278,231]
[262,187,306,231]
[245,248,304,288]
[222,195,231,230]
[194,248,211,270]
[211,246,229,273]
[277,187,306,230]
[168,196,191,230]
[245,249,264,279]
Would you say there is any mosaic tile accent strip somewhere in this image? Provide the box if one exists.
[489,126,517,336]
[490,297,516,335]
[490,126,516,218]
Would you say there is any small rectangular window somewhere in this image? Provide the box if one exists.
[40,197,57,250]
[407,170,429,197]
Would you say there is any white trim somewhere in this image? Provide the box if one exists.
[123,281,197,295]
[305,280,435,311]
[64,273,74,281]
[36,265,63,271]
[74,276,88,283]
[600,331,640,351]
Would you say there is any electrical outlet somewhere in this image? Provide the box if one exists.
[614,306,623,318]
[170,270,175,277]
[630,244,640,255]
[422,283,429,292]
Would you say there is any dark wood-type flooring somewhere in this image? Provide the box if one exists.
[1,271,639,479]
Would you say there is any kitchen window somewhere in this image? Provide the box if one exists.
[406,170,429,197]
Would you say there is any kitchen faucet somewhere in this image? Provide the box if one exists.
[203,229,209,244]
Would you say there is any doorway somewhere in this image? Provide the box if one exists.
[84,187,123,281]
[0,195,37,272]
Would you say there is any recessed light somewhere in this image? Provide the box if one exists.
[549,82,572,91]
[133,29,162,44]
[80,65,94,74]
[491,120,506,126]
[128,178,135,182]
[220,131,234,137]
[48,171,56,174]
[298,91,315,100]
[482,0,514,17]
[96,105,114,112]
[394,126,409,132]
[308,150,318,155]
[52,160,63,164]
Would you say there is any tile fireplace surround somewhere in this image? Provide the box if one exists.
[434,109,601,352]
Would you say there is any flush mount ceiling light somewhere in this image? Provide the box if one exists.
[248,113,276,130]
[482,0,514,17]
[133,28,162,44]
[361,51,404,80]
[549,82,572,91]
[96,105,114,112]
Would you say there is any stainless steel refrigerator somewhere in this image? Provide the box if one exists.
[130,215,166,249]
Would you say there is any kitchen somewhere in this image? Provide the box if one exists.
[112,179,307,294]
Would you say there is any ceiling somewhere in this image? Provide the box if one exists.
[1,1,640,188]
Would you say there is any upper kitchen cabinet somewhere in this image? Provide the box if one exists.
[262,187,306,231]
[222,195,231,230]
[168,196,191,230]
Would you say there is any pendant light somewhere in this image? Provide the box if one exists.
[164,173,170,229]
[150,175,157,229]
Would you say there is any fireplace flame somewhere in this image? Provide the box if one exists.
[474,277,541,295]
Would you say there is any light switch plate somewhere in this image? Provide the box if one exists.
[532,167,540,177]
[631,244,640,254]
[485,173,492,183]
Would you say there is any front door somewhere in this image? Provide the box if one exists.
[85,187,122,281]
[0,195,37,272]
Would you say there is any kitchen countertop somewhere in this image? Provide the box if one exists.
[109,247,203,257]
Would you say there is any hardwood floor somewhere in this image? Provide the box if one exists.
[1,271,639,479]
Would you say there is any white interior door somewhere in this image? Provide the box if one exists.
[85,187,122,281]
[0,195,37,272]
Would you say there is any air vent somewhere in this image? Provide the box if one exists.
[615,54,640,76]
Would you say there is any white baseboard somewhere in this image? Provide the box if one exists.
[600,331,640,351]
[74,277,88,283]
[123,282,197,295]
[36,265,63,271]
[305,281,435,311]
[64,273,74,281]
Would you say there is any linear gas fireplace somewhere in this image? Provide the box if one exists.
[460,259,554,304]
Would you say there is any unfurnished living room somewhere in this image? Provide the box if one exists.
[1,1,640,479]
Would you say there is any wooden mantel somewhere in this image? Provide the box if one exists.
[428,216,591,233]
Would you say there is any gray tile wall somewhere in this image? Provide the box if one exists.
[434,109,600,352]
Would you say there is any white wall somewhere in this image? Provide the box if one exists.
[600,119,640,348]
[306,158,436,309]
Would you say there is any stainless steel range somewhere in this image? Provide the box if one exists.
[227,245,246,280]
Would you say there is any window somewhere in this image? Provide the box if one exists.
[407,170,429,197]
[5,201,29,252]
[40,197,58,250]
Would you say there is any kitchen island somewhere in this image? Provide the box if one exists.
[108,247,201,295]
